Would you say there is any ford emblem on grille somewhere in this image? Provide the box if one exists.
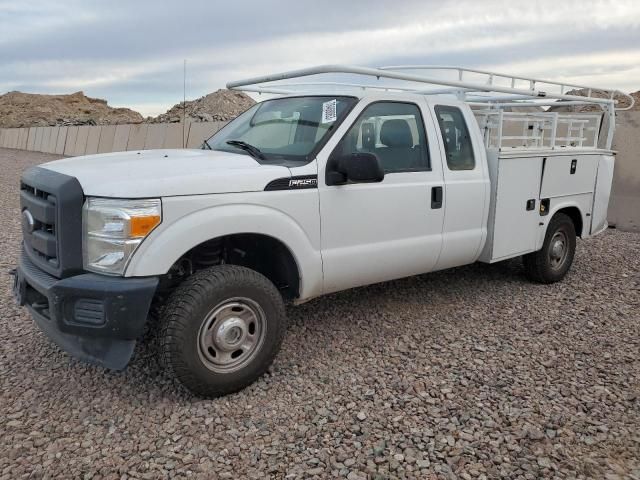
[22,209,35,233]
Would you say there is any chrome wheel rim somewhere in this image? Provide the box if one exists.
[549,230,568,270]
[197,298,266,373]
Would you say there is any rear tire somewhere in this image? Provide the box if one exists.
[523,213,576,284]
[159,265,286,397]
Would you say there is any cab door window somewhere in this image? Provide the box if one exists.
[333,102,430,173]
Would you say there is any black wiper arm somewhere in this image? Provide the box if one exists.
[226,140,265,160]
[202,139,212,150]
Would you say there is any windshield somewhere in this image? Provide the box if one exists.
[205,96,357,163]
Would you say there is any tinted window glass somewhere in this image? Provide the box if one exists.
[434,105,475,171]
[333,102,430,173]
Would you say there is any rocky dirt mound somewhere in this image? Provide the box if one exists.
[150,89,255,123]
[0,91,143,128]
[548,89,639,112]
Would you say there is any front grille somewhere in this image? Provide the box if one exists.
[20,184,59,266]
[20,167,84,278]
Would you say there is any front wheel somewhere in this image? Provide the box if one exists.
[523,213,576,284]
[159,265,287,397]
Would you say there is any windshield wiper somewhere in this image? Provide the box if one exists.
[202,139,213,150]
[226,140,265,160]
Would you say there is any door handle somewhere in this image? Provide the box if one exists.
[431,186,443,209]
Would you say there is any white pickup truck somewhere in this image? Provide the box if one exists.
[12,65,634,397]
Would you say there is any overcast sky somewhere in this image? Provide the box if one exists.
[1,0,639,116]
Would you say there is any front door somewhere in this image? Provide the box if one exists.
[318,99,445,294]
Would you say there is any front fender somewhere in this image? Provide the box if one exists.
[125,198,323,300]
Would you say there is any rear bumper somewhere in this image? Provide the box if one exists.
[13,248,158,370]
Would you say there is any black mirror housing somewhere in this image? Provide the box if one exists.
[343,152,385,183]
[327,152,385,185]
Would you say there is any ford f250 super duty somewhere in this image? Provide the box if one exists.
[12,65,634,397]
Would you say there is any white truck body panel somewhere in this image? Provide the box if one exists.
[592,155,615,234]
[42,149,289,197]
[479,149,615,263]
[126,187,324,300]
[540,154,599,198]
[318,169,445,294]
[427,98,490,271]
[480,152,544,262]
[317,94,447,294]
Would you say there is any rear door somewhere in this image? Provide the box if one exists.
[318,97,446,294]
[429,102,490,270]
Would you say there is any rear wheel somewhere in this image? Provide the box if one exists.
[523,213,576,283]
[159,265,286,397]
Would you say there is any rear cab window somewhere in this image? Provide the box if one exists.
[434,105,475,171]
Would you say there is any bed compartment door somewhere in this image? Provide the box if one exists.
[491,156,543,261]
[540,155,599,198]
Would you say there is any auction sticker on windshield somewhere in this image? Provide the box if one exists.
[321,99,337,123]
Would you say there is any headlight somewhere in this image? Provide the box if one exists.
[83,198,161,275]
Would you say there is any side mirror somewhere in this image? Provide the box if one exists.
[326,152,385,185]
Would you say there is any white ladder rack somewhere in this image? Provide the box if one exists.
[227,64,633,149]
[474,111,602,150]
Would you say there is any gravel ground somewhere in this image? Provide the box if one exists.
[1,147,639,480]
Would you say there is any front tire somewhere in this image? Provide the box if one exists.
[523,213,576,284]
[159,265,286,397]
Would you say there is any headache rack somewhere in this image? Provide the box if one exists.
[227,64,634,150]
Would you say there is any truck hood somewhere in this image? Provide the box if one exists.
[41,149,291,197]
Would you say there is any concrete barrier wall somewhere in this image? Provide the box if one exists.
[187,121,227,148]
[74,126,90,156]
[608,112,640,232]
[27,127,36,151]
[55,127,67,155]
[98,125,116,154]
[64,127,79,156]
[41,128,51,153]
[4,129,14,148]
[18,128,29,149]
[126,124,148,151]
[34,127,44,152]
[144,124,167,150]
[112,124,131,152]
[163,123,185,149]
[48,127,59,153]
[0,121,229,154]
[85,126,101,155]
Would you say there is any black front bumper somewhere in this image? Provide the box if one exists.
[13,249,158,370]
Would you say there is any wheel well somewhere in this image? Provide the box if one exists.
[555,207,583,237]
[161,234,300,300]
